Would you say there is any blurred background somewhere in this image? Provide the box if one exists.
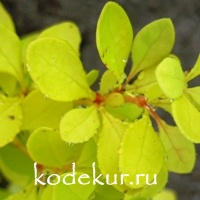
[1,0,200,199]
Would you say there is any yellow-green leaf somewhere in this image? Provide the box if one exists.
[26,37,94,101]
[0,144,33,187]
[5,182,38,200]
[119,113,165,189]
[105,92,124,107]
[96,2,133,81]
[40,22,81,55]
[0,95,22,147]
[0,189,10,199]
[21,90,72,131]
[132,19,175,74]
[186,54,200,81]
[41,185,53,200]
[86,69,99,86]
[52,172,95,200]
[97,110,127,176]
[21,31,39,63]
[106,103,143,122]
[153,189,177,200]
[145,83,164,101]
[186,86,200,110]
[0,24,23,86]
[94,183,124,200]
[60,106,100,143]
[131,66,164,101]
[27,127,81,168]
[131,66,157,93]
[76,139,97,174]
[158,120,195,173]
[0,73,17,96]
[0,2,15,32]
[100,70,118,94]
[156,57,185,99]
[138,165,168,199]
[172,95,200,143]
[97,110,132,194]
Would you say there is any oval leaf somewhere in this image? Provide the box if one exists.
[96,2,133,81]
[94,182,124,200]
[26,37,94,102]
[119,114,165,189]
[172,95,200,143]
[137,165,168,199]
[0,96,22,147]
[60,106,100,143]
[27,127,80,168]
[0,144,33,186]
[158,120,195,173]
[97,110,127,176]
[105,92,124,107]
[100,70,118,94]
[0,2,15,32]
[52,172,95,200]
[5,183,38,200]
[0,24,23,85]
[106,103,143,122]
[132,19,175,74]
[187,86,200,110]
[97,110,131,193]
[40,22,81,55]
[186,54,200,81]
[131,66,157,93]
[76,139,97,174]
[153,189,177,200]
[86,69,99,86]
[21,32,39,63]
[156,57,185,99]
[21,90,72,131]
[41,185,53,200]
[0,73,17,96]
[130,66,164,101]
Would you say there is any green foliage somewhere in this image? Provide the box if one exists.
[186,86,200,109]
[21,90,72,131]
[0,2,15,32]
[26,37,94,102]
[52,172,95,199]
[137,165,168,199]
[0,1,199,200]
[96,2,133,82]
[27,127,79,168]
[155,56,185,99]
[105,102,143,122]
[60,106,100,143]
[186,54,200,81]
[131,18,175,75]
[119,113,165,189]
[86,70,99,86]
[105,92,124,107]
[100,70,118,94]
[0,24,23,88]
[97,110,129,193]
[172,95,200,143]
[153,189,177,200]
[0,96,22,147]
[39,22,81,55]
[0,144,33,186]
[158,119,195,173]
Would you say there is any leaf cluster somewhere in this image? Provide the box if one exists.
[0,1,199,199]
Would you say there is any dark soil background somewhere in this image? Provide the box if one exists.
[1,0,200,199]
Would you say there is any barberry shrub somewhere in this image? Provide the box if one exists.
[0,1,199,199]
